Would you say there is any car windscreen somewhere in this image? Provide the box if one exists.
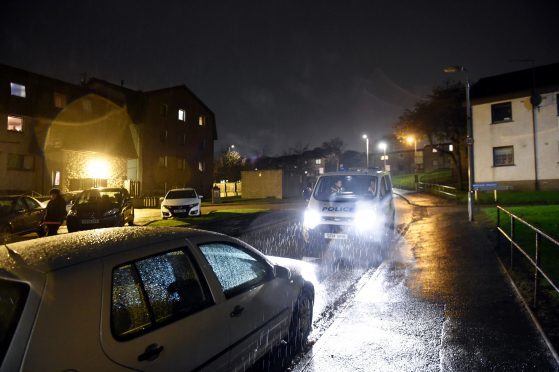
[0,199,14,217]
[166,190,197,199]
[313,175,378,202]
[0,280,29,364]
[75,190,122,206]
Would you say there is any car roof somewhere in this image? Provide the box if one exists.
[168,188,196,191]
[0,227,222,275]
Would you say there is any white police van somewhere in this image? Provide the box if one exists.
[302,170,395,256]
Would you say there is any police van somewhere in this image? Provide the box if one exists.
[302,170,395,254]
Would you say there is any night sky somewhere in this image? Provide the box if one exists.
[2,0,558,155]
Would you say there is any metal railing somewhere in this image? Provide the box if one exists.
[417,182,457,198]
[496,206,559,308]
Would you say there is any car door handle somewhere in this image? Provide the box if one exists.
[230,305,244,317]
[138,343,164,362]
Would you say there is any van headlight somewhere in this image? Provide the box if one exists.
[354,209,382,231]
[303,210,321,229]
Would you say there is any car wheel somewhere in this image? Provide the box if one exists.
[128,211,135,226]
[288,288,313,352]
[36,224,48,237]
[0,226,12,244]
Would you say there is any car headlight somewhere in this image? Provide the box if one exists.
[303,210,321,229]
[103,208,120,217]
[354,209,382,231]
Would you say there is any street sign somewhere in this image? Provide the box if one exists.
[473,183,512,191]
[466,137,474,145]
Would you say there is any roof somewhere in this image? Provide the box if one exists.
[321,170,387,176]
[471,62,559,104]
[0,227,221,275]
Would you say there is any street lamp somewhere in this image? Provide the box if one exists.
[444,65,474,222]
[362,134,369,169]
[406,136,418,190]
[378,142,387,171]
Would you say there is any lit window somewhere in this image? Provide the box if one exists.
[7,116,23,132]
[449,144,454,152]
[493,146,514,166]
[10,83,26,98]
[198,115,205,126]
[53,92,67,108]
[178,109,186,122]
[53,171,61,186]
[198,161,205,172]
[158,156,168,168]
[432,148,438,153]
[315,159,321,165]
[7,154,34,170]
[491,102,512,123]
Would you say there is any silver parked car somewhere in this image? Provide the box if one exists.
[0,227,314,371]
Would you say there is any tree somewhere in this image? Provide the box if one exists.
[214,147,245,181]
[394,81,467,188]
[321,138,344,172]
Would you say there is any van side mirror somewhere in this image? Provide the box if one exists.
[274,265,291,280]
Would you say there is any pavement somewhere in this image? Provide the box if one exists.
[294,193,558,371]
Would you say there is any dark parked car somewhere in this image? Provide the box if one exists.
[0,195,47,243]
[66,188,134,232]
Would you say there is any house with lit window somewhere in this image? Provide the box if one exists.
[471,62,559,190]
[0,64,217,197]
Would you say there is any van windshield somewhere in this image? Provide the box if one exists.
[313,175,378,202]
[0,280,29,364]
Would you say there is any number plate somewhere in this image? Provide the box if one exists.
[82,219,100,224]
[324,233,348,240]
[175,209,186,213]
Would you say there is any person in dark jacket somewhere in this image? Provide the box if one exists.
[44,188,67,236]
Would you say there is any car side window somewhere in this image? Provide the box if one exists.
[112,264,152,338]
[379,177,387,198]
[13,198,27,212]
[135,250,211,323]
[199,243,272,298]
[111,249,212,339]
[23,197,40,210]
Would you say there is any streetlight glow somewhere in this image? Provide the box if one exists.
[406,136,415,145]
[378,142,387,151]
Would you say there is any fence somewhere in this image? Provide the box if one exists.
[213,182,242,198]
[417,182,457,198]
[496,206,559,309]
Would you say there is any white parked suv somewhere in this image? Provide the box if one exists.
[161,188,202,218]
[0,227,314,371]
[302,170,395,257]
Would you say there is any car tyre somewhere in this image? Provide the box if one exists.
[0,226,12,244]
[288,287,313,352]
[36,224,48,237]
[128,210,135,226]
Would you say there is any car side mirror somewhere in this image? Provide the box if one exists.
[274,265,291,280]
[159,197,164,202]
[198,195,204,199]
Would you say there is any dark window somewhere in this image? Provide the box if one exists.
[53,92,67,108]
[160,130,168,143]
[491,102,512,123]
[111,249,212,339]
[199,243,272,298]
[379,177,388,198]
[493,146,514,166]
[0,280,29,364]
[160,104,168,117]
[7,154,34,170]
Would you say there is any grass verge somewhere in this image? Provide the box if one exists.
[148,208,269,227]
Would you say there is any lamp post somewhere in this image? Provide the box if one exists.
[444,65,474,222]
[378,142,387,171]
[362,134,369,169]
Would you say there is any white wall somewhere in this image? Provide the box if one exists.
[473,92,559,184]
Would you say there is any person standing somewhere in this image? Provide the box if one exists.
[44,188,67,236]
